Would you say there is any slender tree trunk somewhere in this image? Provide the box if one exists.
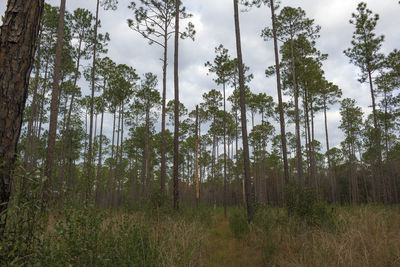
[269,0,290,185]
[223,83,227,217]
[290,38,304,188]
[144,105,151,197]
[119,101,124,203]
[233,0,254,222]
[45,0,66,202]
[24,28,42,167]
[367,69,385,203]
[383,90,389,159]
[195,105,199,205]
[304,90,314,188]
[114,105,121,205]
[88,0,101,200]
[324,102,335,201]
[95,98,105,205]
[108,110,116,206]
[59,37,84,188]
[173,0,180,210]
[34,73,47,165]
[160,20,168,195]
[0,0,45,237]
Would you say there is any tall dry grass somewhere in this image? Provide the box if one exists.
[247,205,400,266]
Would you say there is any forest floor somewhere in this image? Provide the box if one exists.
[2,203,400,266]
[205,212,265,266]
[203,205,400,266]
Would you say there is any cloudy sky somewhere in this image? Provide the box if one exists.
[1,0,400,152]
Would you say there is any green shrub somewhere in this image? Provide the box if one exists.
[286,186,335,228]
[36,207,158,266]
[0,166,47,266]
[229,209,249,238]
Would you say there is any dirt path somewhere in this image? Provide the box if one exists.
[205,213,265,267]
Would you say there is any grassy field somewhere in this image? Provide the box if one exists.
[2,204,400,266]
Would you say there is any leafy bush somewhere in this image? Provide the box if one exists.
[229,209,249,238]
[286,186,335,228]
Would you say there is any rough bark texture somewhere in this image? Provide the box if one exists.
[233,0,255,222]
[45,0,66,200]
[173,0,180,210]
[0,0,45,236]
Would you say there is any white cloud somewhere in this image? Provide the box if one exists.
[1,0,399,151]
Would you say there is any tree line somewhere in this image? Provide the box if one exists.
[0,0,399,235]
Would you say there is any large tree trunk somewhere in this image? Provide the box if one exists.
[0,0,45,237]
[173,0,180,210]
[233,0,254,222]
[269,0,290,185]
[45,0,66,201]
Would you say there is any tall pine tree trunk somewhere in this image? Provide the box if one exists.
[367,70,385,203]
[195,105,199,205]
[0,0,45,237]
[95,97,105,205]
[45,0,66,201]
[160,19,168,195]
[223,83,227,217]
[269,0,290,185]
[233,0,254,222]
[290,38,304,188]
[88,0,101,199]
[24,28,42,167]
[173,0,180,210]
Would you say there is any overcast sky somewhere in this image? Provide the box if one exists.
[1,0,399,152]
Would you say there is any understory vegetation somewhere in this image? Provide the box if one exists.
[1,184,399,266]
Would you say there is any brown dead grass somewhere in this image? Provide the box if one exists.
[211,205,400,267]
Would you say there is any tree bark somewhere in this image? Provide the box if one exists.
[0,0,45,237]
